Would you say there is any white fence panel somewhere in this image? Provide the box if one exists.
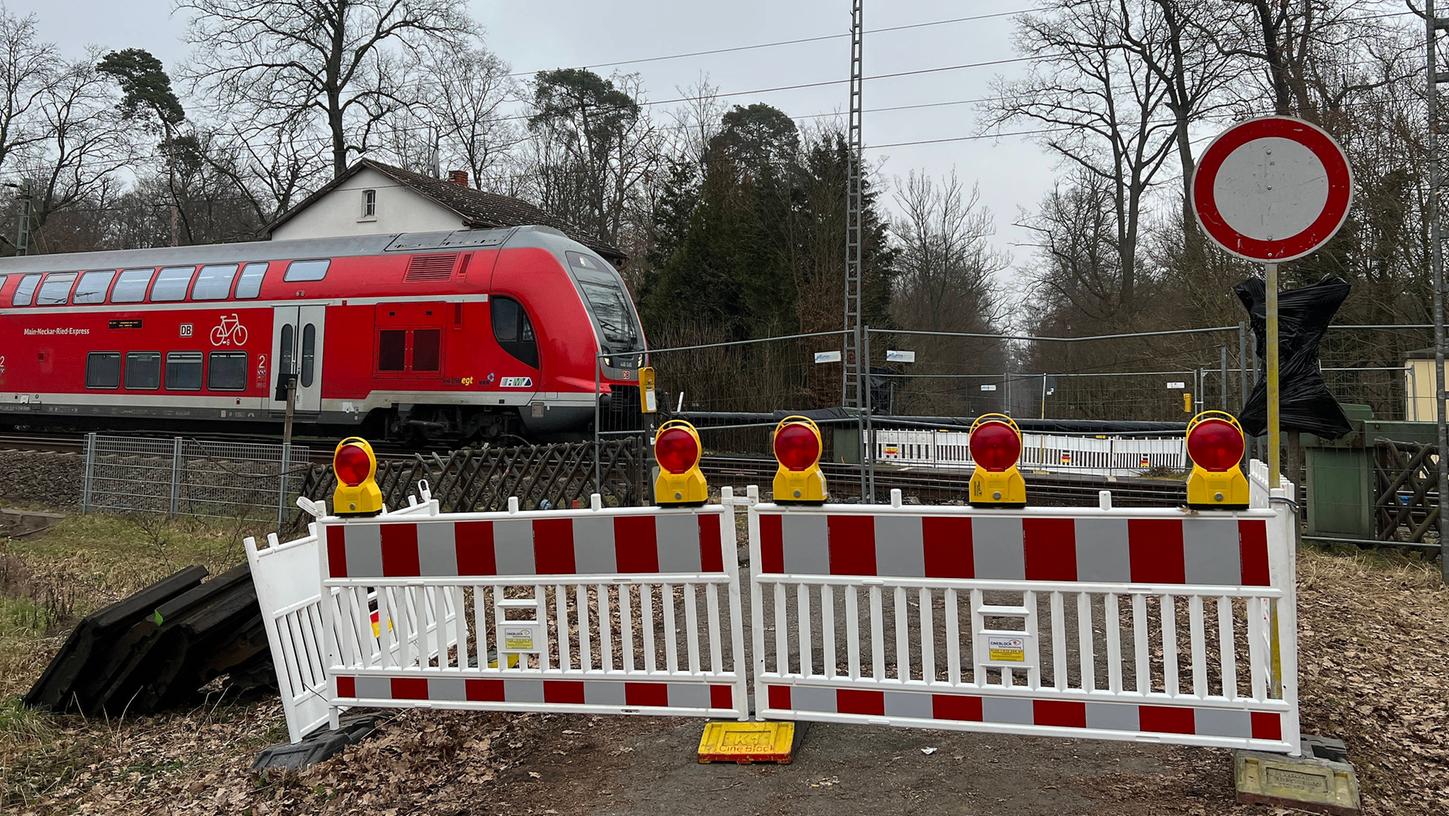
[874,429,1186,478]
[317,491,749,724]
[746,468,1300,756]
[245,489,441,743]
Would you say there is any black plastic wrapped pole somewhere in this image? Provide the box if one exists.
[1235,275,1353,441]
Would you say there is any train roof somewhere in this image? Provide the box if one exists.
[0,225,591,276]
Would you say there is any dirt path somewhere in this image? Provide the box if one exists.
[5,530,1447,815]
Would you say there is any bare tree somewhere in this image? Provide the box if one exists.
[0,10,59,179]
[1019,169,1126,326]
[178,0,478,178]
[668,75,725,169]
[989,0,1181,311]
[430,49,519,189]
[19,54,134,249]
[1121,1,1241,247]
[892,170,1007,333]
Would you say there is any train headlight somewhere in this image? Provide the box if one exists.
[968,413,1027,508]
[332,437,383,517]
[772,416,828,504]
[1185,411,1249,510]
[654,420,708,506]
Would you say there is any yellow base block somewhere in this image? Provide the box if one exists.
[1235,750,1360,815]
[697,721,795,764]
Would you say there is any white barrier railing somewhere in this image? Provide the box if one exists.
[258,468,1301,760]
[245,487,445,743]
[316,490,749,725]
[874,428,1186,477]
[746,465,1300,756]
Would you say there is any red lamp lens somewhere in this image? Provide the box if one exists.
[774,423,820,471]
[1187,419,1243,472]
[335,444,372,486]
[655,428,700,474]
[969,421,1021,472]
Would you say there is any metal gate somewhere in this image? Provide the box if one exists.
[745,477,1299,755]
[315,490,748,725]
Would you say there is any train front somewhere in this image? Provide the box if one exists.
[568,250,648,433]
[491,227,647,438]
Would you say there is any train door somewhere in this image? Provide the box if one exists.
[270,305,326,413]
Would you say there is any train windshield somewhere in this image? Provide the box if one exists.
[568,251,641,355]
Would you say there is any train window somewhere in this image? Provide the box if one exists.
[491,297,538,369]
[578,280,639,351]
[74,271,115,304]
[125,352,161,390]
[192,264,238,300]
[151,266,195,302]
[284,259,329,282]
[279,324,294,380]
[378,330,406,372]
[36,272,76,305]
[235,262,267,298]
[208,352,247,391]
[413,329,440,372]
[111,269,154,303]
[165,351,202,391]
[13,274,40,306]
[566,251,612,273]
[301,324,316,387]
[85,352,121,389]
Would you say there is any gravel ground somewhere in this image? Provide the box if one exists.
[3,525,1445,816]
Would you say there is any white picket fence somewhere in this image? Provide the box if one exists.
[874,428,1186,477]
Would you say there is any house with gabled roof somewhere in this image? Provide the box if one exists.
[265,158,625,265]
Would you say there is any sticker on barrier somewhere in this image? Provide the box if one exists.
[316,492,749,724]
[745,481,1300,755]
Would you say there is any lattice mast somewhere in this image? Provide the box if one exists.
[1428,4,1449,578]
[842,0,865,409]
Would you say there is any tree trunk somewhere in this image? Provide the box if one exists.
[328,94,347,178]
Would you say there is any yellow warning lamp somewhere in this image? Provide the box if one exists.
[654,420,708,505]
[1185,411,1250,510]
[332,437,383,517]
[772,416,828,504]
[968,413,1027,508]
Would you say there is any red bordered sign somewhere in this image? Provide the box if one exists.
[1191,116,1352,263]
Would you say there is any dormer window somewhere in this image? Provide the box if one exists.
[360,188,377,219]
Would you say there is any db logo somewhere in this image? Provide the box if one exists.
[210,313,249,346]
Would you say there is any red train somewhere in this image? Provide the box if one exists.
[0,226,646,441]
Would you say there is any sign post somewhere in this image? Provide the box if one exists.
[1193,116,1352,701]
[1192,116,1353,487]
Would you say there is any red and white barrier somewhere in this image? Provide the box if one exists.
[257,463,1302,761]
[245,489,446,743]
[317,491,749,724]
[747,470,1300,755]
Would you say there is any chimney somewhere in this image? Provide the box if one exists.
[448,169,470,187]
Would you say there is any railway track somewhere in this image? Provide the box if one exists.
[0,432,87,453]
[0,432,1235,511]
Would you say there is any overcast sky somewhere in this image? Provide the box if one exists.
[13,0,1062,289]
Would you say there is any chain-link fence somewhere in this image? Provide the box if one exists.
[81,434,310,526]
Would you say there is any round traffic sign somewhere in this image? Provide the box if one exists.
[1191,116,1352,263]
